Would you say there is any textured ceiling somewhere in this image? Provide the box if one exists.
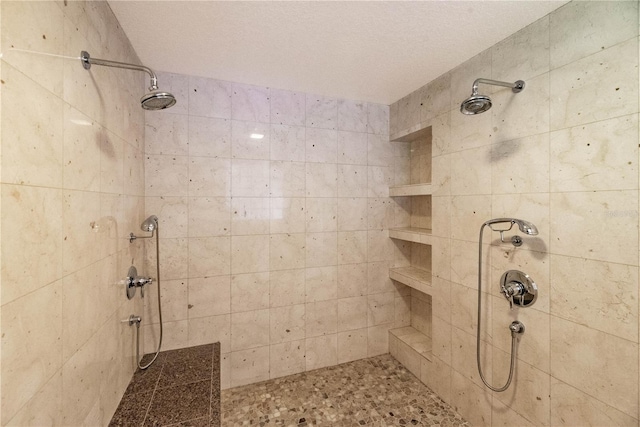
[108,1,567,105]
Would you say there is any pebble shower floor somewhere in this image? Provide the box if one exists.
[221,354,470,426]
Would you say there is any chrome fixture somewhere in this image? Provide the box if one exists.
[460,78,525,115]
[125,265,153,300]
[128,215,164,370]
[129,215,158,243]
[80,51,176,110]
[500,270,538,310]
[476,218,539,392]
[121,314,142,326]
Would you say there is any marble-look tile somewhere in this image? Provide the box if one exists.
[306,94,337,129]
[450,282,492,343]
[270,88,305,126]
[230,309,270,351]
[372,197,396,230]
[4,370,62,427]
[270,269,306,308]
[550,190,638,265]
[450,146,491,196]
[550,37,639,131]
[450,195,492,243]
[450,326,492,389]
[270,124,305,162]
[367,103,389,136]
[305,334,338,370]
[188,236,230,278]
[306,162,337,198]
[189,157,231,197]
[367,261,396,295]
[337,329,368,364]
[189,76,231,119]
[550,114,639,192]
[269,340,305,379]
[337,164,367,198]
[146,197,188,238]
[492,16,550,83]
[550,0,639,70]
[188,116,231,158]
[232,83,270,123]
[155,71,189,116]
[269,233,304,271]
[2,63,63,187]
[63,106,101,192]
[145,380,211,426]
[450,370,492,427]
[337,263,367,299]
[337,197,368,231]
[490,73,550,143]
[145,154,188,197]
[231,159,270,197]
[337,296,368,332]
[368,166,391,198]
[189,197,230,237]
[550,316,638,417]
[421,356,452,405]
[420,73,451,122]
[337,231,367,265]
[270,197,305,234]
[147,238,189,280]
[1,282,62,423]
[492,349,550,426]
[550,255,638,342]
[337,130,368,165]
[450,101,492,152]
[305,300,338,337]
[188,276,231,318]
[432,154,451,197]
[231,235,269,274]
[270,161,305,197]
[305,232,337,268]
[1,185,63,304]
[550,378,639,427]
[367,292,395,326]
[367,323,391,356]
[231,197,269,235]
[305,266,338,303]
[491,192,550,254]
[231,120,270,160]
[367,229,394,262]
[397,90,421,132]
[491,133,549,194]
[269,304,305,344]
[145,111,188,156]
[187,314,230,349]
[491,398,536,427]
[337,99,367,133]
[231,272,270,313]
[305,198,337,232]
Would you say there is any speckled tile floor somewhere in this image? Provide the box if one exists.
[110,343,220,427]
[221,354,470,427]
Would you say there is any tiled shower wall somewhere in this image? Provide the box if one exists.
[141,73,411,388]
[390,1,640,426]
[0,1,146,425]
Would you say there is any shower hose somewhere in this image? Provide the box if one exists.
[135,228,163,370]
[476,223,519,392]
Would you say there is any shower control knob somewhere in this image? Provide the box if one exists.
[499,270,537,310]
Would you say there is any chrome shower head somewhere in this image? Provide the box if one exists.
[460,78,525,115]
[141,215,158,232]
[485,218,538,236]
[141,91,176,110]
[460,94,492,115]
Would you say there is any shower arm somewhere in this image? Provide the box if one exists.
[472,78,525,95]
[81,51,158,91]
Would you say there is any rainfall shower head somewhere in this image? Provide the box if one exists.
[81,51,176,110]
[141,91,176,110]
[485,218,538,236]
[460,78,525,115]
[141,215,159,232]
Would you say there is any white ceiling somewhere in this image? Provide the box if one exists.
[108,1,567,105]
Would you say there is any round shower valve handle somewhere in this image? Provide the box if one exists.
[500,270,537,310]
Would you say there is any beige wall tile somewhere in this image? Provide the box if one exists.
[337,329,368,364]
[231,120,270,160]
[450,49,492,111]
[189,77,231,119]
[145,154,188,197]
[450,370,492,427]
[270,124,305,162]
[337,131,368,165]
[338,99,367,133]
[305,266,337,302]
[367,292,395,326]
[270,198,305,234]
[5,370,62,427]
[188,157,231,197]
[270,161,306,197]
[306,94,337,130]
[187,314,231,349]
[270,233,306,271]
[189,197,231,237]
[367,103,389,136]
[145,111,188,156]
[270,269,306,307]
[338,296,368,332]
[367,323,391,357]
[231,272,270,313]
[491,133,549,195]
[270,340,305,379]
[232,159,270,197]
[306,128,337,163]
[188,237,230,277]
[231,309,270,351]
[306,232,338,267]
[188,116,231,158]
[420,357,451,404]
[337,198,368,231]
[305,335,338,371]
[270,89,305,127]
[306,163,337,197]
[550,316,638,417]
[231,235,269,274]
[306,198,337,232]
[305,300,338,337]
[145,197,188,238]
[270,304,305,344]
[451,147,491,196]
[231,197,269,235]
[230,346,270,388]
[338,263,368,298]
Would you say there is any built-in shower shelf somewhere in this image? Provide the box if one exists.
[389,266,432,295]
[389,326,432,373]
[389,183,432,197]
[389,227,433,245]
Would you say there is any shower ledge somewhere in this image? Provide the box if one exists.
[389,227,433,245]
[389,326,432,373]
[389,266,432,295]
[389,183,432,197]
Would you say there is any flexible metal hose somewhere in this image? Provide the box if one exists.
[476,223,519,392]
[136,227,163,370]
